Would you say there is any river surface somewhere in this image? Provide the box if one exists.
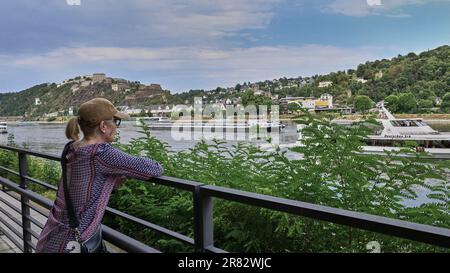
[0,120,447,207]
[0,121,300,155]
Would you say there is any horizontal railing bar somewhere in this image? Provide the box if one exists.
[24,176,58,191]
[151,176,203,192]
[106,207,194,246]
[0,166,20,177]
[24,226,40,240]
[200,184,450,248]
[24,200,50,218]
[101,225,161,253]
[0,205,22,227]
[23,214,45,230]
[0,225,23,252]
[4,189,21,200]
[0,145,60,161]
[0,215,23,240]
[205,245,228,253]
[0,195,22,215]
[0,177,53,209]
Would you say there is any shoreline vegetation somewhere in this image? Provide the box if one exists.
[0,112,448,253]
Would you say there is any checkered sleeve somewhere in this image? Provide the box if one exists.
[96,143,164,180]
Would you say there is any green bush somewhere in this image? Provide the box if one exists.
[1,115,448,252]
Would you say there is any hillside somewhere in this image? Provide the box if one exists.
[0,77,171,118]
[172,45,450,113]
[0,45,449,117]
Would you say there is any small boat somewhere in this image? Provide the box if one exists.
[136,116,171,126]
[0,122,7,134]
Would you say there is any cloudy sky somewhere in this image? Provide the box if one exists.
[0,0,449,93]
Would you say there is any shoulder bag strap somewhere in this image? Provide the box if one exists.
[61,141,79,230]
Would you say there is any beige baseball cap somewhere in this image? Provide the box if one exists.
[78,98,129,126]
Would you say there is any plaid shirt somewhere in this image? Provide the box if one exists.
[35,142,163,253]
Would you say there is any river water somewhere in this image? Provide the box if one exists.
[2,120,448,155]
[0,121,300,155]
[0,121,447,207]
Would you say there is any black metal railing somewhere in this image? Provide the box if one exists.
[0,144,449,253]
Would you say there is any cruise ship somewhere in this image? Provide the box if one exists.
[136,117,285,132]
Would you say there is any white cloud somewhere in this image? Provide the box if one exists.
[323,0,450,17]
[1,45,380,91]
[82,0,282,43]
[66,0,81,6]
[367,0,382,6]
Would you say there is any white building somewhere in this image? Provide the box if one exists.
[317,93,333,109]
[112,83,128,92]
[281,94,333,111]
[35,98,41,106]
[356,78,368,84]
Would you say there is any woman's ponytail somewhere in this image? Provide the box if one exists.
[65,117,80,141]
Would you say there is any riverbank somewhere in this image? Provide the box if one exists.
[2,113,450,124]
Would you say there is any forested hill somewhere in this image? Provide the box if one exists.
[0,45,449,117]
[281,44,448,113]
[165,45,449,113]
[344,45,450,107]
[0,79,171,118]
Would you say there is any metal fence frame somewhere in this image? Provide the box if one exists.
[0,144,449,253]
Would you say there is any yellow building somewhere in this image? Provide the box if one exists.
[281,94,333,112]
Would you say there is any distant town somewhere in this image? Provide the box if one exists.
[35,73,344,119]
[0,45,449,120]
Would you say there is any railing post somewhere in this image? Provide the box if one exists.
[18,152,32,253]
[193,185,214,252]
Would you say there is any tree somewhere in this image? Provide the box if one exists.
[288,103,303,113]
[384,95,399,113]
[353,95,374,113]
[441,92,450,112]
[241,90,272,107]
[418,99,434,112]
[397,93,418,113]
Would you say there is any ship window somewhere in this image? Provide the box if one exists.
[390,120,419,127]
[390,121,401,127]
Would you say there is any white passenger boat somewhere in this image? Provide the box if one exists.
[366,102,450,148]
[0,122,7,134]
[259,101,450,157]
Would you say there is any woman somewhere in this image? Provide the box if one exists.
[36,98,164,253]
